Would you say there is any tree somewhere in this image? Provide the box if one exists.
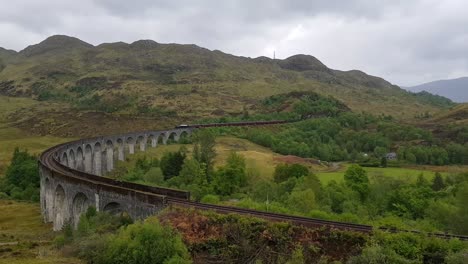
[416,174,429,187]
[380,157,388,168]
[178,158,206,186]
[453,183,468,233]
[143,168,164,185]
[273,163,309,183]
[431,172,445,191]
[213,152,247,196]
[344,164,369,201]
[387,186,433,219]
[100,217,191,264]
[1,148,39,201]
[192,130,216,180]
[286,189,316,214]
[160,148,186,180]
[374,146,388,158]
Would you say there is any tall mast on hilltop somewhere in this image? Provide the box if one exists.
[273,51,276,60]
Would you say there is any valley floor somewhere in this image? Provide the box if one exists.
[113,136,463,185]
[0,200,83,264]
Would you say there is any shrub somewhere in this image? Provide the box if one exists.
[273,163,309,183]
[1,148,39,201]
[53,235,66,249]
[347,245,414,264]
[99,217,191,264]
[446,249,468,264]
[200,194,220,204]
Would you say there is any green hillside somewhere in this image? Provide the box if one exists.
[0,35,455,124]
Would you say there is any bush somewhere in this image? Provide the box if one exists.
[347,245,414,264]
[446,249,468,264]
[0,192,9,199]
[99,217,191,264]
[273,163,309,183]
[200,194,220,204]
[1,148,39,201]
[144,167,165,184]
[53,235,66,249]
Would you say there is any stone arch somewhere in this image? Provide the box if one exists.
[178,130,190,142]
[167,131,178,143]
[61,152,68,166]
[93,142,102,176]
[117,138,125,161]
[76,147,84,171]
[103,202,123,215]
[126,137,135,154]
[136,135,146,151]
[105,140,114,172]
[71,192,90,228]
[68,149,76,169]
[157,133,166,145]
[53,184,67,231]
[147,134,156,148]
[84,144,93,173]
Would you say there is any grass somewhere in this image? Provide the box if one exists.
[0,127,70,173]
[0,200,83,264]
[0,96,71,173]
[316,165,452,185]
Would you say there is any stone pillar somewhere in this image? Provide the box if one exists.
[68,155,75,169]
[118,145,125,161]
[106,148,114,172]
[93,150,102,176]
[128,143,135,154]
[139,140,146,152]
[84,150,93,173]
[61,153,68,166]
[95,193,100,212]
[151,137,157,147]
[53,185,67,231]
[76,153,84,171]
[39,168,46,222]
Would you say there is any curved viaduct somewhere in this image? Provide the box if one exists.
[38,121,468,241]
[40,127,192,230]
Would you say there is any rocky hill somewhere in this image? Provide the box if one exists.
[0,35,455,121]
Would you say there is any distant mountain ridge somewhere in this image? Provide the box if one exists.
[407,77,468,103]
[0,35,455,119]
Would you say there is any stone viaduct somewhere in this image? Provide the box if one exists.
[38,120,468,240]
[39,128,192,231]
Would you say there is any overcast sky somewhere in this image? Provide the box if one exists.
[1,0,467,86]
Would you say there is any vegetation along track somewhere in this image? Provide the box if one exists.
[39,120,468,240]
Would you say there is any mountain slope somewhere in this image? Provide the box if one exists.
[430,104,468,125]
[0,35,454,121]
[407,77,468,103]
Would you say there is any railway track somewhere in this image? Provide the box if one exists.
[167,197,373,232]
[39,120,468,241]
